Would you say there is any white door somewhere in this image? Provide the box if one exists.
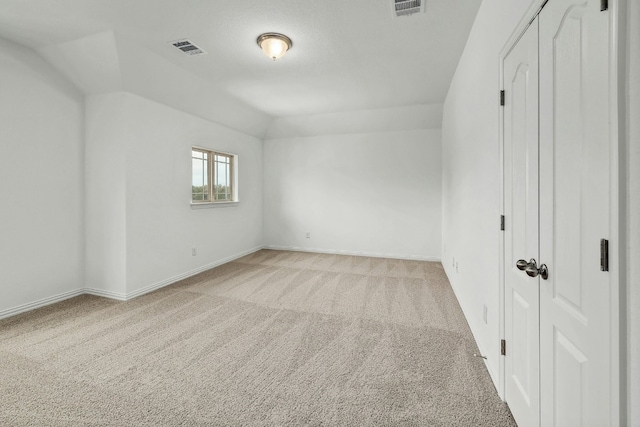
[503,0,614,426]
[503,18,540,427]
[539,0,613,425]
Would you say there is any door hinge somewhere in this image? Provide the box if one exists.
[500,215,505,231]
[600,239,609,271]
[501,339,506,356]
[601,0,608,11]
[500,90,505,106]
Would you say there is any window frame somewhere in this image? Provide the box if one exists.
[191,146,238,207]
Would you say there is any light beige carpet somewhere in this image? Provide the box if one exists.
[0,250,515,426]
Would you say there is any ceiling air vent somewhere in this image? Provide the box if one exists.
[394,0,425,17]
[170,39,207,56]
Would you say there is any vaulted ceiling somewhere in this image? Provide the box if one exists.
[0,0,481,131]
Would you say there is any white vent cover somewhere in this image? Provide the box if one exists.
[169,39,207,56]
[393,0,425,17]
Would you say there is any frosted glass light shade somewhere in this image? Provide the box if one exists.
[257,33,292,61]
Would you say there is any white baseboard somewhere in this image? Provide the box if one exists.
[0,289,85,320]
[84,288,127,301]
[123,245,264,300]
[444,265,501,393]
[0,246,264,321]
[264,245,440,262]
[1,246,437,321]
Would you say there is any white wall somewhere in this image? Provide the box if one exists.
[85,92,263,298]
[264,106,442,260]
[625,0,640,424]
[124,93,263,295]
[441,0,534,382]
[0,37,84,315]
[85,92,129,297]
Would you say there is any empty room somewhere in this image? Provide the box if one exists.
[0,0,637,425]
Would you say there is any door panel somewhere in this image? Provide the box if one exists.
[549,2,588,318]
[503,18,539,427]
[511,289,533,401]
[553,328,588,426]
[539,0,611,425]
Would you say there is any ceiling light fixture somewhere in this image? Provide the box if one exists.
[257,33,292,61]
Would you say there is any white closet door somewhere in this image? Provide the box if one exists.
[503,18,540,427]
[539,0,613,425]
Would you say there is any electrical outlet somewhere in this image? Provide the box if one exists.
[306,232,310,239]
[192,248,197,256]
[483,305,488,324]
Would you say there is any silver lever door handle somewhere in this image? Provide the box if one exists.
[516,258,537,271]
[525,262,549,280]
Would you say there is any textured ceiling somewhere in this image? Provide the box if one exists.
[0,0,481,117]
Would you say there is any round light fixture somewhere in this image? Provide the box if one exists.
[257,33,292,61]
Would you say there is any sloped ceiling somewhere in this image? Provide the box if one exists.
[265,104,444,139]
[0,0,481,136]
[38,31,273,137]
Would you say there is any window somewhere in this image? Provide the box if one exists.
[191,147,237,204]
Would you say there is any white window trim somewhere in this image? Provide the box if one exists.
[190,201,239,209]
[191,146,239,206]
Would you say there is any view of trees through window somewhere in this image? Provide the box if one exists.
[192,148,234,202]
[213,154,231,200]
[192,150,209,201]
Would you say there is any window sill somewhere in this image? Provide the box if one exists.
[190,201,240,209]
